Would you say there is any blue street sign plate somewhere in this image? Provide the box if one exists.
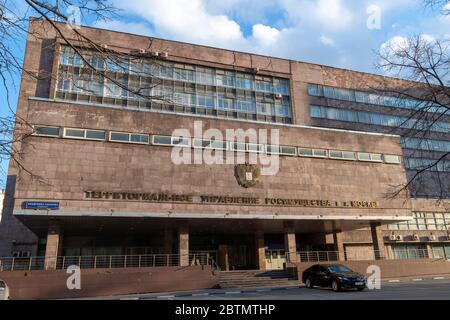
[23,201,60,210]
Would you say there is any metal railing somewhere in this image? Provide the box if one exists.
[286,248,442,263]
[0,257,45,271]
[1,248,446,271]
[0,252,218,272]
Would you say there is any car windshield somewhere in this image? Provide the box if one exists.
[0,282,5,288]
[327,265,353,273]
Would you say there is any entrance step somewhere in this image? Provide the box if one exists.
[218,270,299,289]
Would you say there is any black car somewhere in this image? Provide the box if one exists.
[302,264,367,291]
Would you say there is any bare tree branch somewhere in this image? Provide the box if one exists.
[376,33,450,199]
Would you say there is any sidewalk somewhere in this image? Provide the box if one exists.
[73,273,450,300]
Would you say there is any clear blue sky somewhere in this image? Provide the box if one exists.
[1,0,449,187]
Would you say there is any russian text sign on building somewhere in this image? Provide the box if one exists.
[23,201,60,210]
[84,191,379,209]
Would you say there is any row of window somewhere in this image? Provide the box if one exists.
[32,125,401,163]
[391,244,450,260]
[60,46,291,95]
[35,126,150,144]
[308,84,447,114]
[386,212,450,231]
[405,157,450,173]
[310,105,450,133]
[57,76,291,117]
[401,137,450,153]
[57,47,293,123]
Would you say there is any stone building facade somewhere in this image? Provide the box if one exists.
[0,19,449,270]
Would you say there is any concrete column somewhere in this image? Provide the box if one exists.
[255,230,265,270]
[164,227,173,255]
[218,245,230,271]
[284,223,297,263]
[178,225,189,266]
[325,233,335,245]
[44,222,63,270]
[333,230,346,261]
[426,244,434,259]
[370,222,386,260]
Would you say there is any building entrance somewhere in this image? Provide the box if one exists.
[227,244,252,270]
[265,249,286,270]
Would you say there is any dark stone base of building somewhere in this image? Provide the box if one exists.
[0,266,218,300]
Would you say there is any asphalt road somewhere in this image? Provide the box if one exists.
[128,279,450,300]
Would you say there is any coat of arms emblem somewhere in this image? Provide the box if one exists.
[235,163,261,188]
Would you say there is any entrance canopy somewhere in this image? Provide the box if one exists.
[15,213,408,238]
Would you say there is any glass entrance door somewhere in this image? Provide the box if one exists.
[265,250,286,270]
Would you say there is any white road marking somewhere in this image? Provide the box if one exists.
[412,279,423,281]
[157,295,175,299]
[388,280,400,282]
[433,277,445,280]
[225,291,241,295]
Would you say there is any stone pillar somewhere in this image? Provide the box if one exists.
[284,222,297,263]
[370,222,386,260]
[255,230,265,270]
[333,230,346,261]
[44,222,63,270]
[325,233,335,246]
[426,244,434,259]
[218,245,230,271]
[178,225,189,266]
[164,227,173,255]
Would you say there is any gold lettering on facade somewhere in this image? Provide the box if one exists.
[84,191,194,203]
[84,191,378,208]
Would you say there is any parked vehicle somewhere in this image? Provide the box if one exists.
[302,264,367,292]
[0,280,10,300]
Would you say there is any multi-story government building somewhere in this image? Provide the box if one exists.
[0,19,449,271]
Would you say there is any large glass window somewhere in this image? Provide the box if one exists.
[255,77,273,92]
[236,98,255,113]
[236,73,253,90]
[329,150,356,160]
[150,62,172,79]
[56,46,293,124]
[401,138,450,153]
[386,212,450,231]
[358,152,382,162]
[274,79,289,95]
[173,65,194,82]
[405,157,450,173]
[216,71,235,87]
[196,67,214,85]
[33,126,60,137]
[64,128,106,141]
[384,155,401,164]
[266,145,296,156]
[257,102,274,115]
[310,105,449,133]
[217,95,235,110]
[308,84,446,114]
[392,244,427,260]
[110,132,149,144]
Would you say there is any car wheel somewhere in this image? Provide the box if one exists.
[331,281,340,292]
[305,278,313,288]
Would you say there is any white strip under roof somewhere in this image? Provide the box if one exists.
[14,209,413,221]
